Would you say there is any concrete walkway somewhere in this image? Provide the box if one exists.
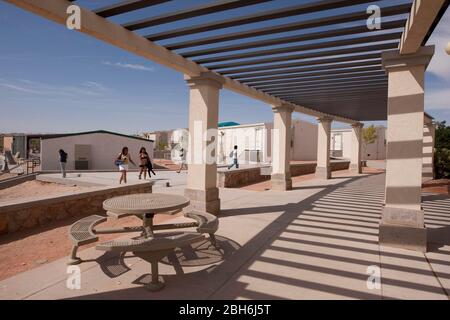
[1,171,449,300]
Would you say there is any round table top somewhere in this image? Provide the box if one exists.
[103,193,190,215]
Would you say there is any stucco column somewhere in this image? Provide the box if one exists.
[271,104,293,191]
[184,72,224,215]
[315,116,332,179]
[422,121,436,181]
[350,122,364,174]
[379,46,435,252]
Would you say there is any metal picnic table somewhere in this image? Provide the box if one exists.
[102,193,191,238]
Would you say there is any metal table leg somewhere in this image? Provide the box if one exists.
[142,213,155,238]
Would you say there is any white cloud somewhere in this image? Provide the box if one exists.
[102,61,155,72]
[0,79,110,97]
[0,83,41,94]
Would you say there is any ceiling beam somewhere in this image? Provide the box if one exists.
[218,53,381,75]
[123,0,272,31]
[181,20,406,58]
[255,77,387,92]
[265,82,388,95]
[208,42,399,70]
[164,3,412,50]
[94,0,169,18]
[240,66,384,84]
[228,60,382,81]
[400,0,449,54]
[145,0,379,41]
[278,87,387,99]
[250,72,386,87]
[254,75,388,90]
[195,32,403,64]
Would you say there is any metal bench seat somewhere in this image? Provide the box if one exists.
[67,215,106,265]
[184,210,219,248]
[96,232,204,252]
[96,232,204,291]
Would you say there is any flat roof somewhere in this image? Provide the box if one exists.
[40,130,155,142]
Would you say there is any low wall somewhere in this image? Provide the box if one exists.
[217,167,267,188]
[0,182,153,235]
[0,173,37,190]
[218,160,350,188]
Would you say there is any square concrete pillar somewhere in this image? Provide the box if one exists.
[315,116,332,179]
[184,72,224,215]
[422,121,436,181]
[380,46,435,252]
[350,122,364,174]
[271,104,294,191]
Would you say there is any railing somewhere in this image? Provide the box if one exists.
[0,157,40,176]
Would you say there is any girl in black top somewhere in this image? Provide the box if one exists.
[138,147,150,180]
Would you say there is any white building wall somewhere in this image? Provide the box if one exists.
[331,127,386,160]
[217,123,271,164]
[292,119,318,161]
[41,132,154,171]
[170,122,386,165]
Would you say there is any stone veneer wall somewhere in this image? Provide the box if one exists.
[218,161,350,188]
[217,167,267,188]
[0,182,152,235]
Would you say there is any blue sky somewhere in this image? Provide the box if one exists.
[0,0,449,134]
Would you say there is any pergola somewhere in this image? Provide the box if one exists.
[6,0,449,252]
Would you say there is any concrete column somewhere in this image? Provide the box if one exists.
[315,117,332,179]
[380,46,435,252]
[184,72,224,215]
[350,123,364,174]
[271,104,294,191]
[422,122,436,181]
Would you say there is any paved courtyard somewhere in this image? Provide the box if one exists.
[0,170,449,300]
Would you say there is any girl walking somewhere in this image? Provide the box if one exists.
[116,147,136,184]
[138,147,151,179]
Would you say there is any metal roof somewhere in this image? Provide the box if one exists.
[20,0,450,121]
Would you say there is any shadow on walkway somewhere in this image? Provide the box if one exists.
[66,172,450,300]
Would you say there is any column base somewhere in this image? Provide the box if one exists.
[315,166,331,179]
[379,223,427,252]
[271,173,292,191]
[349,163,362,174]
[379,206,427,252]
[184,188,220,216]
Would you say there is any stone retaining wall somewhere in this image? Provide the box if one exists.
[218,161,350,188]
[0,182,153,235]
[217,167,267,188]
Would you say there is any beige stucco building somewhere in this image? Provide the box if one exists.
[41,130,154,171]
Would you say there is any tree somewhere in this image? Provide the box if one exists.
[362,125,378,157]
[434,121,450,179]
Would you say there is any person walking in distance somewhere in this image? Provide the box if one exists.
[58,149,68,178]
[177,148,187,173]
[116,147,136,184]
[147,153,156,177]
[138,147,150,180]
[228,145,239,170]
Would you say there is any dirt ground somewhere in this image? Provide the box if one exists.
[0,180,93,202]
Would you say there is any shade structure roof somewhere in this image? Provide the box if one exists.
[35,0,450,121]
